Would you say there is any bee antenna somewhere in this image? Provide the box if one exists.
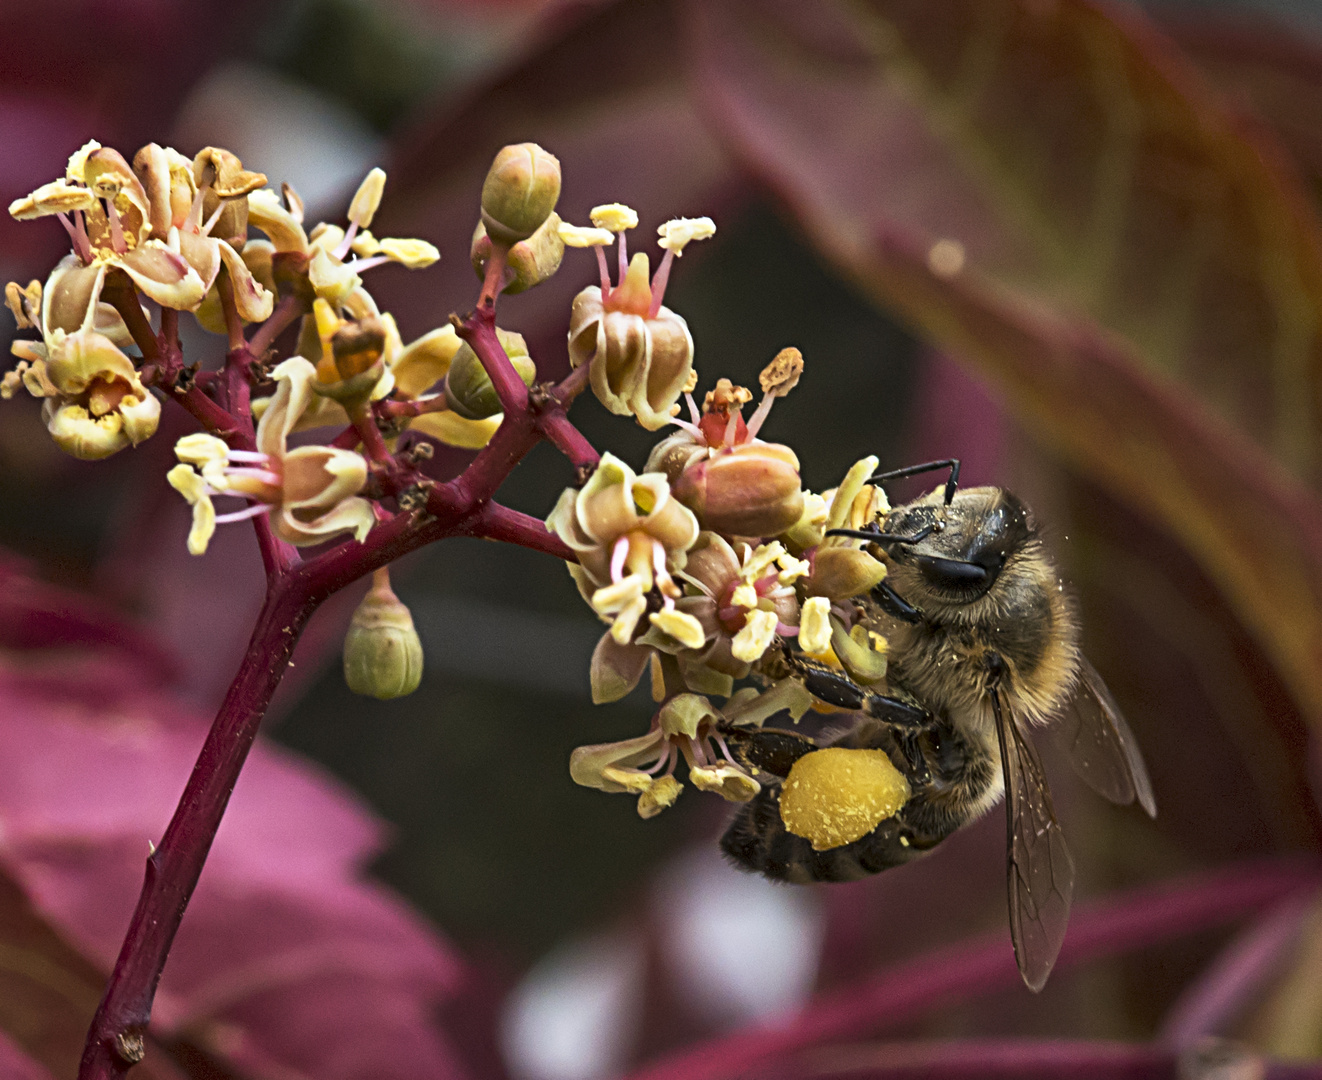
[824,523,937,547]
[869,458,961,506]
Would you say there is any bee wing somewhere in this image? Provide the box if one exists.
[992,686,1075,992]
[1053,658,1157,818]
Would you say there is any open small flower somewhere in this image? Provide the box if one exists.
[634,533,805,697]
[167,357,375,554]
[564,204,712,430]
[548,453,703,699]
[569,694,759,818]
[6,328,160,459]
[247,167,438,312]
[133,143,274,329]
[805,455,890,602]
[646,350,806,538]
[10,141,208,340]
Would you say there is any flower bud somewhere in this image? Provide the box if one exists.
[672,442,804,537]
[805,546,887,602]
[444,329,536,419]
[779,748,910,851]
[480,143,561,244]
[314,316,387,405]
[343,569,424,700]
[471,213,565,294]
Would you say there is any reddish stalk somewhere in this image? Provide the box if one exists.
[247,292,305,357]
[77,295,595,1078]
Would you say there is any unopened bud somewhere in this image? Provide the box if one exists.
[348,167,386,228]
[313,317,387,405]
[344,569,424,700]
[480,143,561,244]
[471,213,565,294]
[780,748,909,851]
[806,546,887,603]
[672,442,804,537]
[444,329,536,419]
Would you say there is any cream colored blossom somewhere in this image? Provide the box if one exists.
[547,453,701,656]
[569,694,759,818]
[564,206,712,430]
[247,168,438,311]
[11,329,161,459]
[10,142,211,341]
[168,358,375,554]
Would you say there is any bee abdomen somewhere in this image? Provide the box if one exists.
[720,786,923,884]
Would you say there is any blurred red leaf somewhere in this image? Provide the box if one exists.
[0,565,468,1080]
[374,0,734,357]
[1157,15,1322,202]
[624,858,1321,1080]
[686,0,1322,727]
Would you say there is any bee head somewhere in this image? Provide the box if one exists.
[880,488,1035,605]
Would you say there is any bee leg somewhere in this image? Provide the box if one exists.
[720,724,818,780]
[864,691,932,729]
[892,727,931,787]
[793,664,869,711]
[870,580,923,624]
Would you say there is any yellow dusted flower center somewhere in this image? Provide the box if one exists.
[779,748,910,851]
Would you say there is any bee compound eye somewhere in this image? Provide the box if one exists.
[914,555,992,594]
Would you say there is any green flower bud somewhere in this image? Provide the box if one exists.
[471,213,565,294]
[344,569,424,700]
[444,329,536,419]
[480,143,561,244]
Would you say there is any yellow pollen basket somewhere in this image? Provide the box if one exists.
[779,748,911,851]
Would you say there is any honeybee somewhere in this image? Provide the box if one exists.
[721,460,1156,991]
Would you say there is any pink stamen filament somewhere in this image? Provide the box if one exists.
[201,201,225,237]
[104,198,127,254]
[610,535,630,584]
[663,743,679,778]
[617,232,628,283]
[776,622,799,637]
[186,186,207,231]
[333,221,360,261]
[347,255,390,273]
[58,214,94,263]
[213,503,271,525]
[647,249,676,319]
[744,390,776,441]
[595,247,612,295]
[686,393,701,427]
[665,416,704,440]
[643,748,672,776]
[224,467,282,486]
[224,450,271,463]
[713,732,739,767]
[723,410,740,447]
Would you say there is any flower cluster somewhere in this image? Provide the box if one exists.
[5,134,910,848]
[551,347,895,822]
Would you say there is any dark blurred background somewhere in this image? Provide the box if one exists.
[5,1,1322,1078]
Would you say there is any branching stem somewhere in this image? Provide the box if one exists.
[78,290,596,1079]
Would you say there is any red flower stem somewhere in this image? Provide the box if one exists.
[214,269,245,352]
[247,292,305,357]
[454,303,529,415]
[78,581,316,1079]
[79,297,591,1078]
[348,400,392,463]
[103,281,161,365]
